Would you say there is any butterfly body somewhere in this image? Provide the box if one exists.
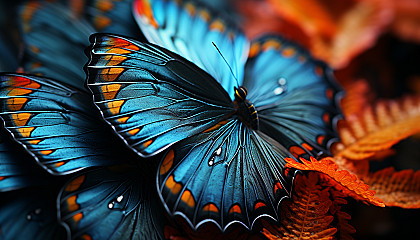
[233,86,259,130]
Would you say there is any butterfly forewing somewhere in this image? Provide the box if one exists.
[86,34,234,157]
[0,74,125,174]
[133,0,249,96]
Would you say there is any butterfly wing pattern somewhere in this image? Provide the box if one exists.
[86,34,234,157]
[243,36,342,159]
[133,0,249,96]
[0,74,128,174]
[59,165,166,240]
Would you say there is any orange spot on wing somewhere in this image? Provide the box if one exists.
[160,149,174,175]
[40,150,53,155]
[6,97,28,111]
[128,128,140,136]
[65,175,86,192]
[101,84,121,100]
[317,135,326,145]
[289,146,306,158]
[72,212,83,223]
[203,120,228,133]
[106,100,124,115]
[165,175,182,195]
[274,182,283,194]
[136,0,159,28]
[55,161,65,167]
[112,38,140,51]
[228,204,242,214]
[254,201,266,210]
[184,2,196,15]
[142,139,153,147]
[117,117,129,123]
[301,143,314,151]
[66,195,79,212]
[94,15,111,30]
[28,139,41,145]
[209,19,225,32]
[199,10,211,22]
[11,113,31,126]
[29,45,40,53]
[81,234,92,240]
[315,66,323,76]
[8,88,32,96]
[282,47,296,57]
[17,127,34,138]
[322,112,330,124]
[106,48,131,55]
[262,39,282,51]
[0,176,5,181]
[181,190,195,208]
[101,67,125,82]
[326,88,333,99]
[104,55,127,66]
[202,203,219,213]
[249,43,261,58]
[95,0,114,12]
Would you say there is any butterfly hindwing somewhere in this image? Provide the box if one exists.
[86,33,234,156]
[0,73,128,174]
[244,36,342,158]
[0,130,54,191]
[0,186,67,240]
[158,119,294,230]
[133,0,249,96]
[59,165,166,240]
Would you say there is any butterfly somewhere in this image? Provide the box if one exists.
[86,4,341,230]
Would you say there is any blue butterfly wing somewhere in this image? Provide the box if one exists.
[83,0,143,38]
[59,165,166,240]
[244,36,343,158]
[0,130,52,191]
[133,0,249,96]
[0,187,67,240]
[158,119,295,230]
[19,2,94,91]
[0,73,129,174]
[86,34,234,156]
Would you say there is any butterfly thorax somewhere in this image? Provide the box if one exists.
[233,86,259,130]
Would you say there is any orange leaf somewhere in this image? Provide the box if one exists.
[340,79,372,117]
[285,157,385,206]
[332,96,420,160]
[390,0,420,43]
[262,172,337,240]
[259,0,392,68]
[362,167,420,208]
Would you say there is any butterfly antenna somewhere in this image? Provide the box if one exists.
[212,42,240,86]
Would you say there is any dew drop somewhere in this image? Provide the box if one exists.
[116,195,123,203]
[26,214,31,220]
[108,202,114,209]
[274,87,284,95]
[215,147,222,156]
[208,157,214,166]
[278,77,286,85]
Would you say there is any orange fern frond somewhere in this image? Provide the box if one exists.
[332,96,420,160]
[285,157,385,206]
[262,172,337,240]
[340,79,372,117]
[362,167,420,208]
